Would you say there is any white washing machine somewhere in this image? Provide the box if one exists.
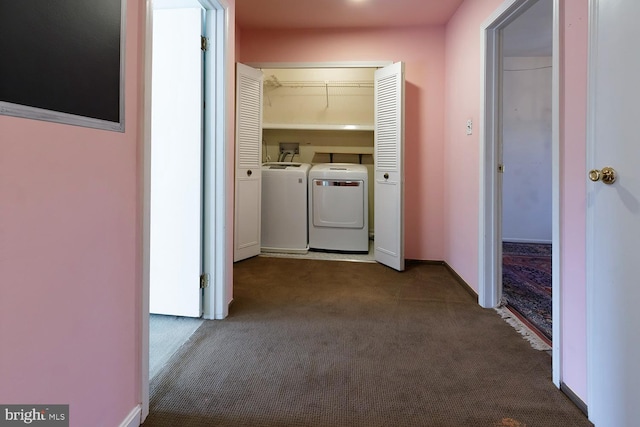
[261,162,311,253]
[308,163,369,252]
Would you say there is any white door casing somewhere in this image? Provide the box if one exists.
[587,0,640,424]
[202,0,229,321]
[374,62,405,271]
[149,7,203,317]
[234,63,263,262]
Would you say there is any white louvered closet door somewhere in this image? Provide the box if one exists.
[374,62,405,271]
[234,63,263,262]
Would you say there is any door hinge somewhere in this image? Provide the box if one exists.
[200,273,210,289]
[498,164,505,173]
[201,35,209,51]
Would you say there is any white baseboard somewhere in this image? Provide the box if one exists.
[119,405,141,427]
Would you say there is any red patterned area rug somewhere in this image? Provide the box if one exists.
[502,242,552,341]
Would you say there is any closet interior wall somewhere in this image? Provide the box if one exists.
[262,67,376,235]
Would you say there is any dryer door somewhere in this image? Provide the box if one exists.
[312,179,365,229]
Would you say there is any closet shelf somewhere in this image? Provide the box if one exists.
[264,78,374,107]
[263,123,374,131]
[314,148,373,164]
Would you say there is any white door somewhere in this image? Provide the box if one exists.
[234,63,263,262]
[587,0,640,425]
[149,8,203,317]
[374,62,405,271]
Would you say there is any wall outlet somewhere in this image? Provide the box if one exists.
[466,119,473,135]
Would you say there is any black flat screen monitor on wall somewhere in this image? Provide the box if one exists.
[0,0,125,132]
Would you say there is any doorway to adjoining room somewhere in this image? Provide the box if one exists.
[499,0,553,345]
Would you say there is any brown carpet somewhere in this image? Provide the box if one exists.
[144,257,591,427]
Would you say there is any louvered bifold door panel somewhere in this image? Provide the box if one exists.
[234,63,263,262]
[374,62,405,271]
[376,74,400,171]
[237,74,261,168]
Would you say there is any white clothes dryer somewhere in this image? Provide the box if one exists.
[308,163,369,252]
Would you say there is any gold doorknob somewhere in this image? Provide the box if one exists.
[589,167,617,185]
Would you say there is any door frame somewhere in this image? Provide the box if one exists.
[478,0,561,386]
[141,0,230,421]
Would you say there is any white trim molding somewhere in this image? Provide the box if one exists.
[550,0,562,389]
[119,405,141,427]
[140,1,153,420]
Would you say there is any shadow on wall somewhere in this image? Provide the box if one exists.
[404,81,424,253]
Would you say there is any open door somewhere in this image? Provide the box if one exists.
[587,0,640,423]
[234,63,263,262]
[374,62,405,271]
[149,7,204,317]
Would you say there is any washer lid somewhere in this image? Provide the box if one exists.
[262,162,311,171]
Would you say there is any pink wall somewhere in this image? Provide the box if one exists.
[443,0,503,287]
[238,27,446,260]
[0,0,142,425]
[560,0,588,402]
[444,0,589,402]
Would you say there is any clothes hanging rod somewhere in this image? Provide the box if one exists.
[264,80,374,89]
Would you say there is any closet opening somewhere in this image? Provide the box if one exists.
[262,67,376,262]
[234,62,405,271]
